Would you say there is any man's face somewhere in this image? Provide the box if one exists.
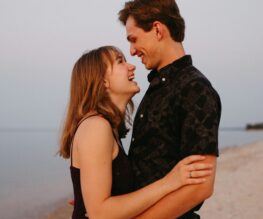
[125,16,159,70]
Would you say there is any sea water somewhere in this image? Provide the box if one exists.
[0,129,262,219]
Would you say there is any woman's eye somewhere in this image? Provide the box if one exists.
[118,58,123,64]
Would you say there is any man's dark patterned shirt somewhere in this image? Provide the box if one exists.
[129,55,221,189]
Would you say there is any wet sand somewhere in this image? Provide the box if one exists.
[41,141,263,219]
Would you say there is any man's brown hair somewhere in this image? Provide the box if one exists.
[118,0,185,42]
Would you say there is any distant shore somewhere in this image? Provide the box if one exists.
[246,122,263,130]
[41,141,263,219]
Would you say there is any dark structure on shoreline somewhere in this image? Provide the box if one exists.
[246,122,263,130]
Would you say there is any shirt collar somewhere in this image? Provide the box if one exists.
[147,55,192,83]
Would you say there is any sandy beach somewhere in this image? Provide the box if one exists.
[41,141,263,219]
[199,140,263,219]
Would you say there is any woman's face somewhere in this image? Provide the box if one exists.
[104,52,140,102]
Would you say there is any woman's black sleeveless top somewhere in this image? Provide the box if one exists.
[70,115,134,219]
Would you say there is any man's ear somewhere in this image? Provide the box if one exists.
[153,21,164,40]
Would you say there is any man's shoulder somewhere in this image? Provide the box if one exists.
[169,64,221,107]
[170,64,211,90]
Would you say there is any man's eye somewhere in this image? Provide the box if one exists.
[118,58,123,64]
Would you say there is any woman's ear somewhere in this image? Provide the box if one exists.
[104,65,112,88]
[104,78,110,88]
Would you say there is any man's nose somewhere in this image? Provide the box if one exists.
[130,45,136,56]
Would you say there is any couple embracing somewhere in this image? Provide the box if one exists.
[59,1,221,218]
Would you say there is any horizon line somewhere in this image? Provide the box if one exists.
[0,126,246,132]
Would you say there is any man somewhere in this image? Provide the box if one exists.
[118,0,221,218]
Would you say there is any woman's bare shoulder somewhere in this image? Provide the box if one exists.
[75,115,113,146]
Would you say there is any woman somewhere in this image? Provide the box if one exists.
[59,46,212,219]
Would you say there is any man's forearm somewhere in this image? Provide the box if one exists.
[134,156,216,219]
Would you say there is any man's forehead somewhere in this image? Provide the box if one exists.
[125,16,139,39]
[126,16,137,31]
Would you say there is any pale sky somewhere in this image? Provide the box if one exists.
[0,0,262,129]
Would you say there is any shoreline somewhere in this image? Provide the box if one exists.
[41,141,263,219]
[40,202,73,219]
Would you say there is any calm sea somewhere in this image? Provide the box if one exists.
[0,130,71,219]
[0,129,262,219]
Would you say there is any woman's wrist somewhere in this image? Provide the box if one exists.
[159,176,180,195]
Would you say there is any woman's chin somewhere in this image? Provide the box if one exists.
[133,84,140,92]
[131,87,140,97]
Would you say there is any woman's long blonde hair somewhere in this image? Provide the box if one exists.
[59,46,133,159]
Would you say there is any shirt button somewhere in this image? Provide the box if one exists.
[140,114,144,118]
[132,137,135,142]
[162,77,166,82]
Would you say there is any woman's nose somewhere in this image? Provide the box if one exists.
[128,63,136,71]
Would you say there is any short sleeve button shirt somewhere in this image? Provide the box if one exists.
[129,55,221,189]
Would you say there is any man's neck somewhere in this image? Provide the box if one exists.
[157,42,185,71]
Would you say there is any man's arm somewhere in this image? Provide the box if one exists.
[135,79,221,218]
[134,155,216,219]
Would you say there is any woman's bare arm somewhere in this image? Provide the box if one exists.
[76,116,212,219]
[134,156,217,219]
